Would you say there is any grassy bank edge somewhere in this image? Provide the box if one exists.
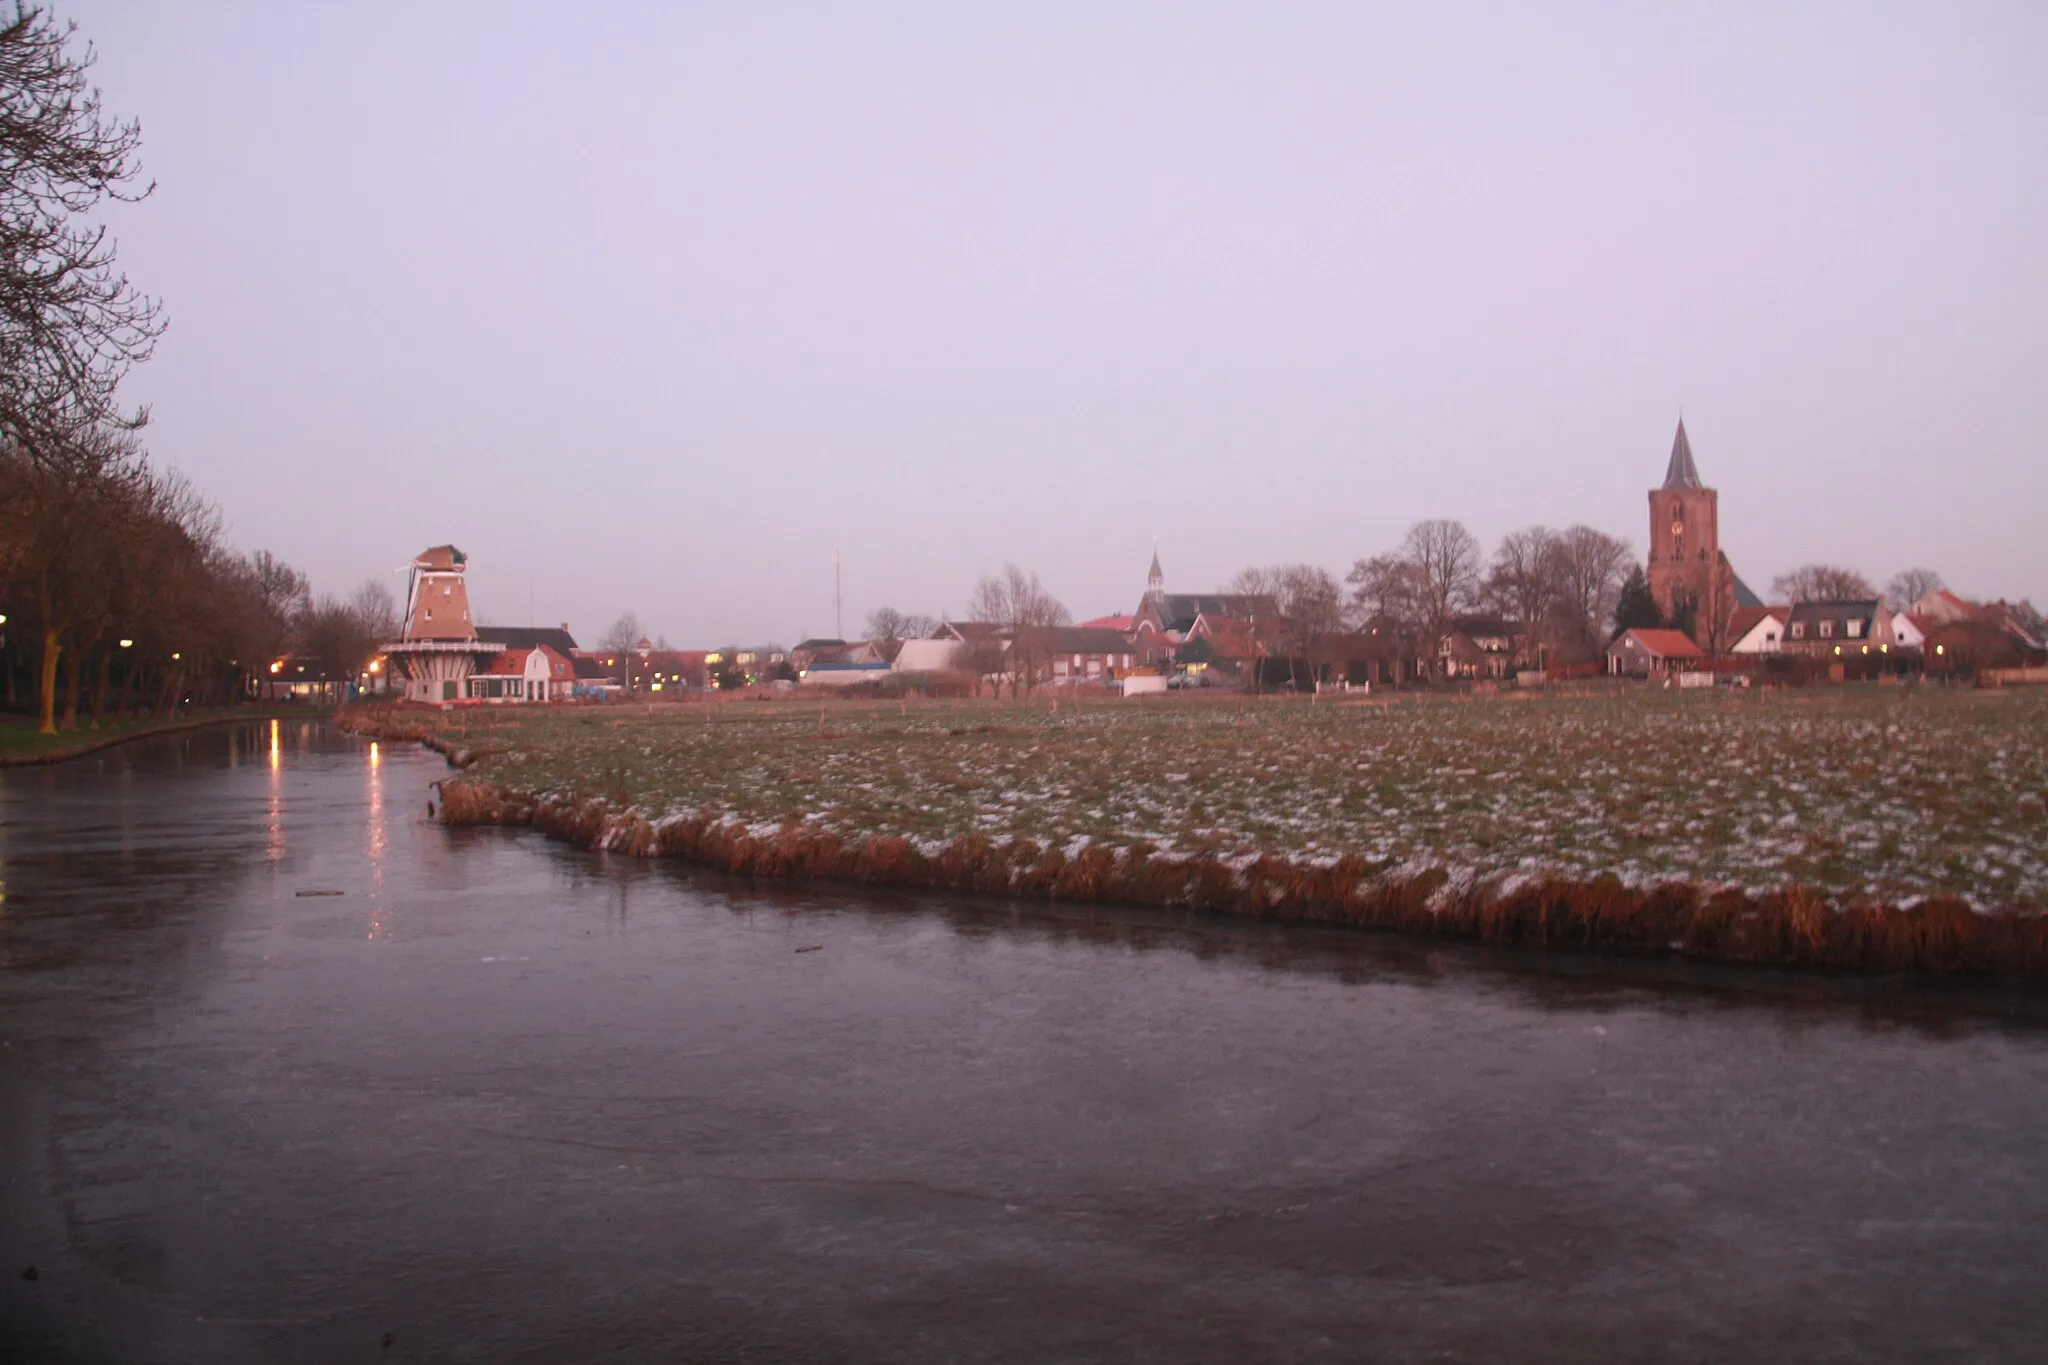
[0,705,337,766]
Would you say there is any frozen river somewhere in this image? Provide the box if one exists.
[3,718,2046,1362]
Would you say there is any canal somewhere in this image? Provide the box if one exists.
[3,719,2046,1362]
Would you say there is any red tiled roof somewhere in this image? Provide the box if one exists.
[1728,605,1787,640]
[1619,629,1705,658]
[1080,614,1135,631]
[476,648,532,677]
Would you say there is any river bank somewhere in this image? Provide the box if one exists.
[10,717,2048,1361]
[0,703,337,766]
[338,691,2048,979]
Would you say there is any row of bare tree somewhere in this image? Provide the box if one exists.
[1,9,399,732]
[0,433,398,729]
[1233,519,1636,682]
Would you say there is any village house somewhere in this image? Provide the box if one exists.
[1438,615,1518,680]
[1906,588,1979,625]
[1727,605,1790,655]
[1607,628,1705,678]
[1924,617,2047,677]
[1026,626,1143,684]
[1888,612,1930,655]
[1781,600,1895,660]
[466,643,576,702]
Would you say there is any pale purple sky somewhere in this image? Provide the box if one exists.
[67,1,2048,644]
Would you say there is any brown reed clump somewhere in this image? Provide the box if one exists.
[375,726,2048,981]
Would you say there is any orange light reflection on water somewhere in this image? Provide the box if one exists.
[365,740,388,940]
[266,719,284,861]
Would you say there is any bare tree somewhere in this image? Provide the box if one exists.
[347,577,398,641]
[1884,567,1944,611]
[1485,527,1561,667]
[600,611,644,691]
[0,6,165,466]
[1548,525,1632,658]
[968,564,1069,695]
[1773,564,1877,604]
[865,606,938,641]
[1397,519,1482,678]
[1232,563,1342,688]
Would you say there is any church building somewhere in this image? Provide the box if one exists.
[1130,548,1278,639]
[1646,420,1760,654]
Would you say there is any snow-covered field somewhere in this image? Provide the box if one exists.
[466,686,2048,910]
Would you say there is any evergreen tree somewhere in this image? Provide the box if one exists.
[1612,565,1661,638]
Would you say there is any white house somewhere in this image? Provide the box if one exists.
[466,644,576,703]
[1890,612,1929,652]
[1729,606,1790,655]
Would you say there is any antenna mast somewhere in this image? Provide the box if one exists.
[834,549,843,639]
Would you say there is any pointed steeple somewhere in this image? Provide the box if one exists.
[1147,545,1165,600]
[1662,418,1703,489]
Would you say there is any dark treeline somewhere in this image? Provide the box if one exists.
[0,6,381,733]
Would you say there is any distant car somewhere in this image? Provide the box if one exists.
[1167,673,1190,689]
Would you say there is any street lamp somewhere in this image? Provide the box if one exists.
[119,638,133,648]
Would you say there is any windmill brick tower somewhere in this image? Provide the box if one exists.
[382,544,498,701]
[1647,419,1739,652]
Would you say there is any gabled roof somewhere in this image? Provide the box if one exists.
[1151,593,1278,632]
[1728,605,1787,640]
[1786,599,1882,627]
[475,644,574,680]
[1079,614,1135,631]
[1184,615,1266,660]
[1663,419,1703,489]
[1911,589,1979,622]
[792,638,846,652]
[477,625,579,654]
[1617,628,1705,659]
[941,620,1002,642]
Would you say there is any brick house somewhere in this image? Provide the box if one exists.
[1781,600,1894,659]
[1607,628,1705,677]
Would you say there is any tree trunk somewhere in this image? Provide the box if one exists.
[38,629,62,734]
[92,646,111,728]
[61,643,82,730]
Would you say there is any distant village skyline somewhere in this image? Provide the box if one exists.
[59,1,2047,642]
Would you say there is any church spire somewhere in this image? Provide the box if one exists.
[1147,545,1164,600]
[1662,417,1703,489]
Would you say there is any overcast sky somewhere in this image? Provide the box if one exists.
[65,1,2048,644]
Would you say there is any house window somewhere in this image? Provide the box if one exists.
[1847,619,1863,638]
[1790,622,1805,640]
[1819,620,1833,639]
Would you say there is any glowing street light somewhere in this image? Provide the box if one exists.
[118,638,133,648]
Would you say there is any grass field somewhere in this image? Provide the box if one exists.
[376,685,2048,912]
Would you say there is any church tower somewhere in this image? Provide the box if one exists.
[1146,546,1165,604]
[1647,419,1730,648]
